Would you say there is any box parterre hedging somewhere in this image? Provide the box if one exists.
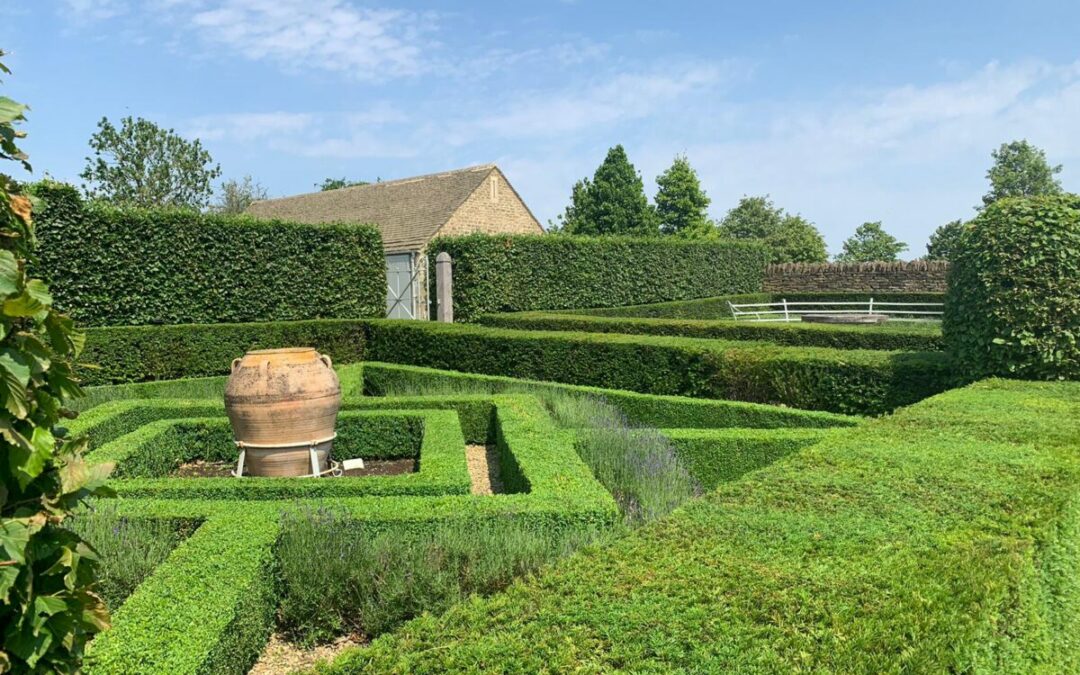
[76,393,620,674]
[426,233,769,322]
[78,319,957,415]
[30,181,386,326]
[324,378,1080,674]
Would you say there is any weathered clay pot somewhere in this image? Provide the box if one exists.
[224,348,341,477]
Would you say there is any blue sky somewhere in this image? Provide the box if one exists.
[3,1,1079,254]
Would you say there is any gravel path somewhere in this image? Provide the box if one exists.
[466,444,503,495]
[249,633,361,674]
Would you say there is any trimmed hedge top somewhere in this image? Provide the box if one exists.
[31,181,386,326]
[944,194,1080,380]
[426,233,768,322]
[323,378,1080,673]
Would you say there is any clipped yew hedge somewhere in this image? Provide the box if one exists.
[944,194,1080,380]
[31,181,386,326]
[427,233,768,322]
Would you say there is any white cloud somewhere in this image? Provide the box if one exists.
[453,62,737,141]
[184,112,315,142]
[59,0,129,20]
[188,0,435,79]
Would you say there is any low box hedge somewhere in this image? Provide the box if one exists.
[78,320,368,386]
[427,233,768,322]
[86,411,472,499]
[83,394,619,673]
[662,427,835,489]
[321,378,1080,674]
[31,182,386,326]
[78,319,956,414]
[580,291,946,319]
[363,321,957,415]
[478,311,944,351]
[360,362,859,429]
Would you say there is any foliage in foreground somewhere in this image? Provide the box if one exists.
[0,53,112,673]
[944,194,1080,380]
[321,378,1080,674]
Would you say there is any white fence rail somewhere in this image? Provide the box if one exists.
[728,298,943,322]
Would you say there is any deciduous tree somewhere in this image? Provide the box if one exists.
[925,219,965,261]
[80,116,221,209]
[716,195,827,263]
[0,51,113,673]
[981,140,1063,208]
[213,175,268,214]
[836,221,908,262]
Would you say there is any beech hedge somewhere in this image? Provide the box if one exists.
[31,181,386,326]
[426,233,768,322]
[944,195,1080,380]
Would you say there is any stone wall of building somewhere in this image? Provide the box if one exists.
[763,261,949,294]
[438,169,544,237]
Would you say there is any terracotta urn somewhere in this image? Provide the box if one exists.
[224,348,341,477]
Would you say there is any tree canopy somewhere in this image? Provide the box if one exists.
[836,221,908,262]
[716,195,827,263]
[654,155,712,237]
[555,145,658,236]
[981,140,1063,208]
[80,116,221,209]
[212,176,268,214]
[925,219,965,261]
[317,177,371,191]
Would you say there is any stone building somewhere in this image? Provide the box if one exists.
[247,164,542,319]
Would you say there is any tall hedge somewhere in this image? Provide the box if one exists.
[31,182,386,326]
[427,234,768,322]
[944,195,1080,380]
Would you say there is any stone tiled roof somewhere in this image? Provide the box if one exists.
[245,164,497,252]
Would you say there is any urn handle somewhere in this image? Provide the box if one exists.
[231,357,243,373]
[319,353,333,369]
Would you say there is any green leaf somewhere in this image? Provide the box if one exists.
[0,349,31,419]
[0,97,28,125]
[0,249,19,297]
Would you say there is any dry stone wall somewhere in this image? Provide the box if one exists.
[764,261,948,294]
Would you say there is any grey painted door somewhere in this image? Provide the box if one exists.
[386,253,416,319]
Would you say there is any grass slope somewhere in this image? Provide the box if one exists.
[321,379,1080,673]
